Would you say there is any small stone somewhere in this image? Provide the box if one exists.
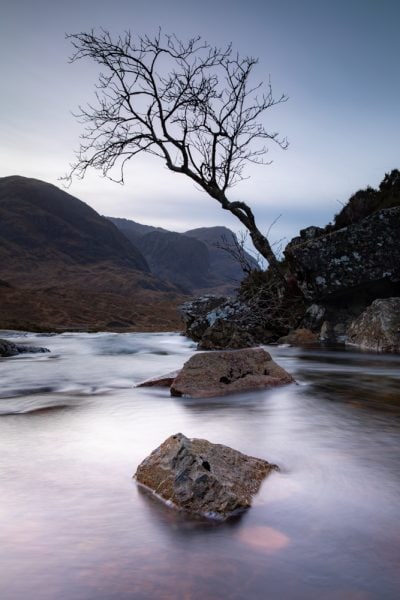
[134,433,278,519]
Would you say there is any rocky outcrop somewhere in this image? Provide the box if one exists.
[170,348,294,398]
[283,206,400,345]
[180,295,228,341]
[0,338,50,357]
[286,207,400,302]
[346,298,400,353]
[134,433,278,519]
[180,294,280,349]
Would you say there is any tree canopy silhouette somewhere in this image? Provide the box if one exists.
[65,30,288,277]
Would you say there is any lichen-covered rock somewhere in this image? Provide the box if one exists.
[285,207,400,301]
[134,433,278,519]
[180,295,228,341]
[170,348,294,398]
[346,298,400,353]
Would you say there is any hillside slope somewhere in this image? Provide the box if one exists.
[110,218,257,294]
[0,177,183,331]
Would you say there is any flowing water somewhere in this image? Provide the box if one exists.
[1,330,400,600]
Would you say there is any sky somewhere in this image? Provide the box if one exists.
[1,0,399,249]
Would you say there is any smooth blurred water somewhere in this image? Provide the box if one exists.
[1,331,400,600]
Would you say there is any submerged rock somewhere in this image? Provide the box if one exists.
[135,433,278,519]
[346,298,400,353]
[170,348,294,398]
[0,338,50,357]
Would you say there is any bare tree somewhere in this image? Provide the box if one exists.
[65,30,288,280]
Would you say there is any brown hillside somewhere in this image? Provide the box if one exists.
[0,176,185,332]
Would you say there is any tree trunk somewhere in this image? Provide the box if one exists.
[248,228,287,285]
[213,189,287,286]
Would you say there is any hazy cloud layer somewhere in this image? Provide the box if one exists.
[1,0,399,247]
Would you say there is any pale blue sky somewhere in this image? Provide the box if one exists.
[1,0,399,246]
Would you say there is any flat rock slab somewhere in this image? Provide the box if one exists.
[136,370,179,388]
[170,348,294,398]
[135,433,278,519]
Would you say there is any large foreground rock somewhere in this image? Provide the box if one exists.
[170,348,294,398]
[135,433,278,519]
[346,298,400,352]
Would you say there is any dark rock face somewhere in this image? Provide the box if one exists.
[180,295,228,341]
[286,207,400,302]
[198,320,255,350]
[170,348,295,398]
[0,338,50,357]
[346,298,400,352]
[135,433,278,519]
[180,294,280,349]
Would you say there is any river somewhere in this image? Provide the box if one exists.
[1,330,400,599]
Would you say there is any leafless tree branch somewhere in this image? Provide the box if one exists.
[64,29,289,280]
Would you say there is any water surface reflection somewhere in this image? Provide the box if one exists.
[0,332,399,599]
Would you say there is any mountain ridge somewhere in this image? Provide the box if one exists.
[108,217,257,294]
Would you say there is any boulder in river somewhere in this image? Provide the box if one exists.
[135,433,278,519]
[0,338,50,357]
[170,348,294,398]
[346,297,400,353]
